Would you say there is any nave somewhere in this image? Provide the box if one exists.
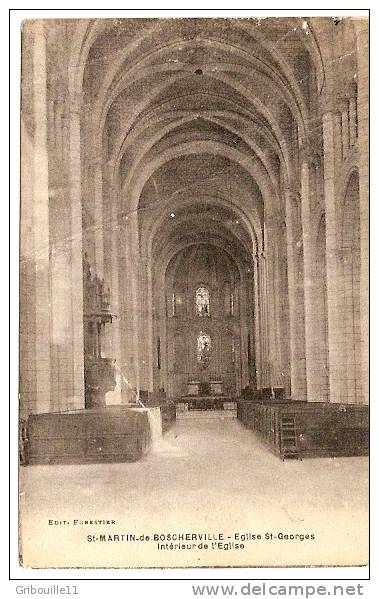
[19,17,369,569]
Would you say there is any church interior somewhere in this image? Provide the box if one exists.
[19,16,369,567]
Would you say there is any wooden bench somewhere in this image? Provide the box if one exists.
[24,405,154,465]
[237,399,369,459]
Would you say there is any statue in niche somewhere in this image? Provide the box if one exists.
[196,287,210,316]
[197,331,211,368]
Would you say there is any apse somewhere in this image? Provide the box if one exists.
[157,244,253,398]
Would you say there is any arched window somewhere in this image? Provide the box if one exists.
[197,331,211,367]
[196,287,210,316]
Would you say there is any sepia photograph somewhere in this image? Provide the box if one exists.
[18,13,369,569]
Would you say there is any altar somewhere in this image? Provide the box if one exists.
[187,380,224,396]
[182,379,232,410]
[179,395,233,411]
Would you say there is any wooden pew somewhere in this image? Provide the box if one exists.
[24,405,153,465]
[237,399,368,459]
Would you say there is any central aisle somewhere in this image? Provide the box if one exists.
[20,412,368,568]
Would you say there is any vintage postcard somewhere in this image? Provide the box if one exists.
[18,14,369,569]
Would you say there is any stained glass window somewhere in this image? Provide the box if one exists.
[197,331,211,367]
[196,287,210,316]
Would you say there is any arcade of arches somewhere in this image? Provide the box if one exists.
[20,17,369,417]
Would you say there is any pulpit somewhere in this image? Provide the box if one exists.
[83,253,117,408]
[84,356,116,409]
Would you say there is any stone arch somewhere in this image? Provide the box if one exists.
[144,194,262,259]
[126,141,278,218]
[113,112,283,194]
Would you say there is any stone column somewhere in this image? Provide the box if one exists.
[93,154,104,278]
[300,156,321,401]
[322,110,344,403]
[333,112,342,164]
[355,19,369,404]
[271,225,283,386]
[50,224,74,413]
[69,95,85,408]
[139,254,154,392]
[117,216,139,401]
[340,99,350,158]
[32,22,51,413]
[284,187,306,399]
[252,254,262,388]
[267,220,286,389]
[349,96,357,147]
[125,212,141,397]
[20,119,36,418]
[264,217,281,389]
[104,187,123,404]
[239,274,250,390]
[257,253,269,387]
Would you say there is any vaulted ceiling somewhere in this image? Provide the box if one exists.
[80,17,325,265]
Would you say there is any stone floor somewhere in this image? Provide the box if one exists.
[20,412,369,569]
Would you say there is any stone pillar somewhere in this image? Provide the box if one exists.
[151,260,167,394]
[355,19,369,404]
[125,212,141,397]
[117,216,139,401]
[50,232,74,412]
[239,276,250,390]
[333,112,342,164]
[340,99,350,158]
[285,187,307,399]
[257,253,269,387]
[93,155,104,278]
[20,118,36,418]
[266,218,285,388]
[252,254,262,388]
[300,157,320,401]
[139,255,154,392]
[69,96,85,408]
[32,22,51,414]
[322,110,344,403]
[276,223,291,396]
[349,96,357,147]
[261,217,285,390]
[104,190,123,405]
